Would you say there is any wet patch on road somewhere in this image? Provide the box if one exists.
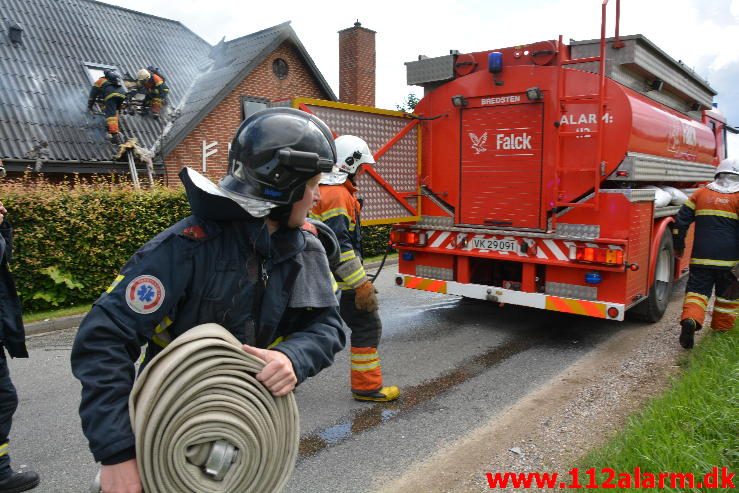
[298,336,541,460]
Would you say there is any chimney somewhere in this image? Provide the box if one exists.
[338,20,376,106]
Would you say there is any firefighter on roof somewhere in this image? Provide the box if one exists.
[673,157,739,349]
[310,135,400,402]
[87,70,127,145]
[136,68,169,119]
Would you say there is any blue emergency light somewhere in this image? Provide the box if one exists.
[585,272,602,285]
[488,52,503,74]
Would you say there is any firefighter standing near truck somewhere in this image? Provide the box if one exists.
[87,70,127,145]
[673,157,739,349]
[136,68,168,119]
[310,135,400,402]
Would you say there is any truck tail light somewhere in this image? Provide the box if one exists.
[390,230,427,247]
[569,245,623,266]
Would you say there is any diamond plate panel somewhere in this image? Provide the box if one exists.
[418,216,454,228]
[556,223,600,239]
[416,265,454,281]
[545,282,598,301]
[405,55,455,86]
[308,105,419,222]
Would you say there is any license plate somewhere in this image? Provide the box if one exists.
[469,238,519,253]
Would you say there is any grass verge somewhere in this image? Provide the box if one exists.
[579,328,738,491]
[23,304,91,324]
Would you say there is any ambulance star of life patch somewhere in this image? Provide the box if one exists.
[126,275,165,314]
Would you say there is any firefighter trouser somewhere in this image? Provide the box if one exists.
[340,290,384,392]
[681,266,739,331]
[103,97,124,134]
[0,350,18,479]
[144,95,166,115]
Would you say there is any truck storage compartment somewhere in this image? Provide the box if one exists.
[459,102,544,229]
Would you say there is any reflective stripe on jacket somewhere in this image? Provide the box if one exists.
[673,187,739,269]
[310,181,367,290]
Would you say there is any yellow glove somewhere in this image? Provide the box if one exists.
[354,280,379,312]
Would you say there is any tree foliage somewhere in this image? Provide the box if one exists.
[395,93,420,113]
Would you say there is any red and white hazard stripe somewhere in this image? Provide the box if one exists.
[423,230,623,261]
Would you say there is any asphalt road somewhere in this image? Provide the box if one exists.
[7,264,661,493]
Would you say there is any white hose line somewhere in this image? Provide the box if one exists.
[129,323,299,493]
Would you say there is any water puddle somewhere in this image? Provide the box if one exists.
[298,336,538,460]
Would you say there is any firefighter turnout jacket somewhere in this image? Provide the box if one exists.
[0,222,27,359]
[87,77,126,134]
[672,187,739,269]
[87,77,126,110]
[71,214,345,464]
[140,73,168,111]
[310,180,368,291]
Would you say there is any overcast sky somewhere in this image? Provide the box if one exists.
[104,0,739,154]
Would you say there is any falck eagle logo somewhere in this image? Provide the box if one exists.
[469,132,488,154]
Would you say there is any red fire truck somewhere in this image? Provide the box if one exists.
[292,2,732,323]
[388,3,731,322]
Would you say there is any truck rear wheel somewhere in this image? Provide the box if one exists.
[629,229,674,322]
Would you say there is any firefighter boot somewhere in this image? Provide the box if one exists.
[352,386,401,402]
[350,347,400,402]
[0,469,40,493]
[679,318,698,349]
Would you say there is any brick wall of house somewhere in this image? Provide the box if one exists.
[163,41,331,184]
[338,22,376,107]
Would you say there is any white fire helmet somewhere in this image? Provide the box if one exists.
[320,135,375,185]
[137,68,151,82]
[715,157,739,177]
[708,158,739,193]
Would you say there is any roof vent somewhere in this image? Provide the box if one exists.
[8,22,23,45]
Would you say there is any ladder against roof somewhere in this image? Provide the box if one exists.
[113,139,155,190]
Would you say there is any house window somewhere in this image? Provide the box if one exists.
[272,58,289,80]
[242,96,269,120]
[83,62,120,84]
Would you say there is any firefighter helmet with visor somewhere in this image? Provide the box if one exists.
[219,108,336,206]
[103,70,122,85]
[335,135,375,175]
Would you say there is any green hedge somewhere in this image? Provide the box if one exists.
[3,177,190,312]
[2,177,394,313]
[361,224,394,259]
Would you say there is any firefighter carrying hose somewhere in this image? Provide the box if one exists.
[310,135,400,402]
[136,68,168,119]
[673,157,739,349]
[87,70,127,145]
[71,108,345,493]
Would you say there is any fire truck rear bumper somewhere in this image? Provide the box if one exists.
[396,274,625,321]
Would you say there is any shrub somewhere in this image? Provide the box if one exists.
[2,175,395,313]
[361,224,394,259]
[2,175,190,312]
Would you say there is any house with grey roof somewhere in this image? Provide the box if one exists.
[0,0,348,183]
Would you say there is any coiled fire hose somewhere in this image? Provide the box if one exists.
[92,323,299,492]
